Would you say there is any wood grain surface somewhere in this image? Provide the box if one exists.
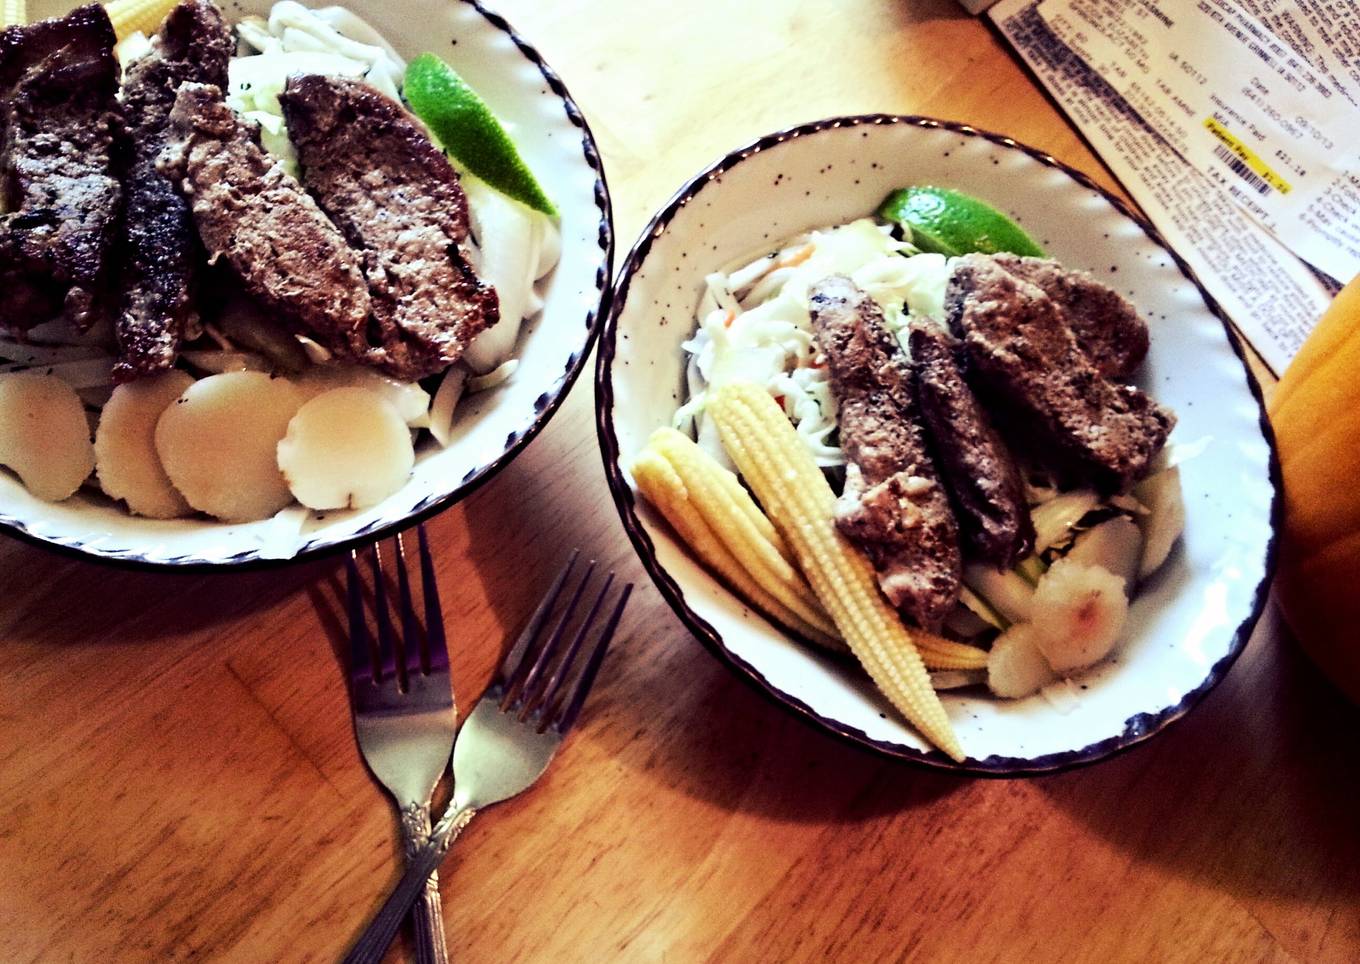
[1,1,1355,962]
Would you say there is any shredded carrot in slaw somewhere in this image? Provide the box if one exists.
[777,243,815,269]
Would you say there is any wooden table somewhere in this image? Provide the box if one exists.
[3,1,1357,961]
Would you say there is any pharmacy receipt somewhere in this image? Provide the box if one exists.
[1035,0,1360,282]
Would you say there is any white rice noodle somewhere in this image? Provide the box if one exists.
[309,6,407,72]
[251,504,312,560]
[200,323,235,351]
[459,175,561,374]
[230,3,406,176]
[291,365,431,427]
[0,356,115,389]
[0,340,108,366]
[179,349,272,374]
[22,317,115,348]
[228,49,368,175]
[427,366,468,448]
[270,3,405,92]
[295,336,333,365]
[468,359,518,393]
[1109,493,1148,515]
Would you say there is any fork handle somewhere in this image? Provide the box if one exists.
[400,804,449,964]
[345,805,479,964]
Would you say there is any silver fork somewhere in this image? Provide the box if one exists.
[343,551,632,964]
[347,526,456,964]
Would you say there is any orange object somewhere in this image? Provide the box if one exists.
[1269,274,1360,704]
[776,243,815,269]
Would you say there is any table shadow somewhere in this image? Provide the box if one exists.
[306,562,350,668]
[465,478,957,821]
[1037,614,1360,901]
[453,453,957,823]
[6,540,332,646]
[612,644,962,823]
[456,440,647,648]
[898,0,971,25]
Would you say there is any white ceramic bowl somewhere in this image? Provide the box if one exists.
[597,115,1279,774]
[2,0,612,567]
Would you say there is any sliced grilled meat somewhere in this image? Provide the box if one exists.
[987,252,1149,380]
[946,254,1174,492]
[811,275,961,630]
[159,83,373,361]
[908,322,1034,569]
[0,4,121,330]
[115,0,233,380]
[279,74,498,381]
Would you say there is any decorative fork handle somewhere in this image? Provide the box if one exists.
[345,805,479,964]
[399,804,449,964]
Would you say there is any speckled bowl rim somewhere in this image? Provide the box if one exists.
[595,113,1280,777]
[0,0,614,572]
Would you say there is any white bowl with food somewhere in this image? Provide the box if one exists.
[0,0,611,566]
[597,115,1278,774]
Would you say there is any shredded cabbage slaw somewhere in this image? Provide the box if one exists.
[675,218,950,466]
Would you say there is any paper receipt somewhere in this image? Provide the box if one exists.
[1035,0,1360,282]
[1235,0,1360,105]
[990,0,1335,371]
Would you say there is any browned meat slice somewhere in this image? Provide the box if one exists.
[114,0,233,380]
[159,83,373,361]
[810,274,961,630]
[909,322,1034,569]
[0,4,121,330]
[988,252,1149,380]
[279,74,498,381]
[946,254,1174,492]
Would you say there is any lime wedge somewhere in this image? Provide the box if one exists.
[404,53,557,217]
[877,186,1044,258]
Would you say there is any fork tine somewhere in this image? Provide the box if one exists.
[511,560,597,711]
[553,581,632,734]
[530,572,614,724]
[369,543,399,683]
[416,525,448,675]
[393,532,424,679]
[346,550,374,686]
[493,549,580,693]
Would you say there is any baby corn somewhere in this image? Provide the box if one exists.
[912,631,989,671]
[104,0,177,39]
[634,436,985,666]
[646,427,834,637]
[635,422,984,670]
[632,449,843,652]
[708,382,965,762]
